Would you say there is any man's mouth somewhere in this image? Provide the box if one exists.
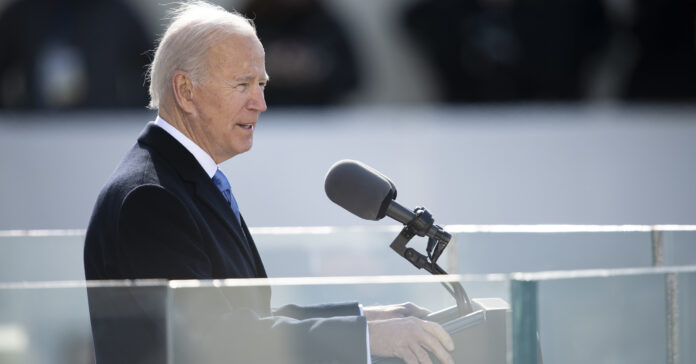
[237,123,255,130]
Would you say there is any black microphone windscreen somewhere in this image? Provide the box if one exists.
[324,160,397,220]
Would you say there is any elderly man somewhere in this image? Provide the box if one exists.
[84,2,453,363]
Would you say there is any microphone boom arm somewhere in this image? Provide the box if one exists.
[389,206,473,316]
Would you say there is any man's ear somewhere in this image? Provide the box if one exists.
[172,71,195,114]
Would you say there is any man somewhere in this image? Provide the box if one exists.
[84,2,454,363]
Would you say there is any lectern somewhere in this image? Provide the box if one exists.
[373,298,509,364]
[375,206,510,364]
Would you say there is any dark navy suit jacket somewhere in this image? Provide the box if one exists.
[84,123,367,363]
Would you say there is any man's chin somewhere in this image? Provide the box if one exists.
[233,143,253,156]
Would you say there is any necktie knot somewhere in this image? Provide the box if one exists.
[212,169,231,201]
[212,169,241,225]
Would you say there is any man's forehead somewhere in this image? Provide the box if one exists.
[218,33,263,51]
[208,35,266,75]
[208,34,263,59]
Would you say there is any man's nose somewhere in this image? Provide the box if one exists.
[248,86,267,112]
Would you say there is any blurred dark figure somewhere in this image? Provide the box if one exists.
[627,0,696,100]
[242,0,360,106]
[403,0,523,102]
[512,0,609,100]
[403,0,609,102]
[0,0,153,109]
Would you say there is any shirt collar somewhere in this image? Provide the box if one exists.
[154,115,218,178]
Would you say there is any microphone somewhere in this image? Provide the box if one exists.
[324,159,450,243]
[325,160,472,315]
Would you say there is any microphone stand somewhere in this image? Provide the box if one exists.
[389,207,473,316]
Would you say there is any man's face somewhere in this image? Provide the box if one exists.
[190,34,268,163]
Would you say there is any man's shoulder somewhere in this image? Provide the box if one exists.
[96,141,183,208]
[108,143,162,193]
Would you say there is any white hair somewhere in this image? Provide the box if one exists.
[146,1,257,109]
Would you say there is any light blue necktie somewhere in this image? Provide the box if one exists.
[212,169,242,225]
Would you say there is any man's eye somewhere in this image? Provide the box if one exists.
[259,82,267,89]
[236,83,248,90]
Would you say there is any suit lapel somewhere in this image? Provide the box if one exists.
[241,216,267,278]
[137,123,258,270]
[192,179,257,267]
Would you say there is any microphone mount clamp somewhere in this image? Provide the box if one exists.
[389,206,473,315]
[389,206,449,273]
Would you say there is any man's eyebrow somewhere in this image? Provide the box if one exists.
[234,75,269,82]
[233,75,254,82]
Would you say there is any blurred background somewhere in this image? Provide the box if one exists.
[0,0,695,229]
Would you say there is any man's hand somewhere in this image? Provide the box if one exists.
[364,302,431,321]
[368,317,455,364]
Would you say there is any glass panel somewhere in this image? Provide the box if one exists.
[2,226,694,282]
[511,267,696,364]
[662,231,696,266]
[677,271,696,363]
[1,270,693,364]
[0,227,432,282]
[452,231,653,274]
[0,233,85,282]
[170,275,511,364]
[86,281,170,364]
[511,280,538,364]
[0,281,169,364]
[538,273,666,364]
[0,277,511,364]
[1,228,695,363]
[252,226,435,277]
[0,283,93,364]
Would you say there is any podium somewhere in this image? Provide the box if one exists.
[374,298,510,364]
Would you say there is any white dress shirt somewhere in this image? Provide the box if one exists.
[154,115,218,178]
